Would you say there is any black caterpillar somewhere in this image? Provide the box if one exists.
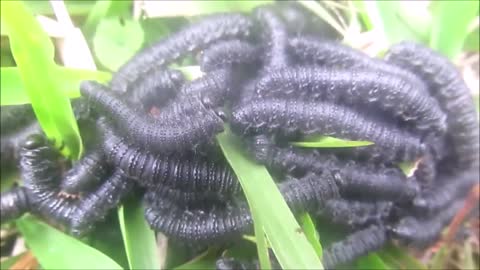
[0,187,30,223]
[322,225,387,269]
[322,199,393,228]
[60,149,109,194]
[199,40,260,72]
[97,118,242,194]
[385,41,480,170]
[81,81,224,152]
[232,99,425,162]
[252,66,446,134]
[390,199,465,247]
[110,13,254,93]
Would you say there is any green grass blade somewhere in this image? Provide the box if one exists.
[0,252,25,269]
[300,214,323,258]
[118,197,161,270]
[141,1,271,17]
[16,215,123,270]
[175,249,218,270]
[252,209,272,270]
[1,1,83,158]
[217,126,323,269]
[292,136,374,148]
[1,67,111,106]
[430,1,479,59]
[355,253,390,270]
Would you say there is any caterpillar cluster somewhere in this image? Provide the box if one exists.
[1,2,478,269]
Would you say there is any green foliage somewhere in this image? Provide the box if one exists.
[1,1,83,158]
[0,67,111,105]
[300,214,323,259]
[355,253,390,270]
[430,1,479,58]
[217,126,323,269]
[118,196,161,269]
[16,215,123,269]
[93,18,145,71]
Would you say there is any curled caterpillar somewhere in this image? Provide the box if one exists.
[232,99,425,162]
[199,40,260,72]
[110,13,253,92]
[322,199,393,228]
[125,69,184,110]
[148,183,229,208]
[412,170,478,214]
[81,81,224,152]
[97,118,242,194]
[252,66,446,134]
[390,199,464,247]
[70,169,133,236]
[322,225,387,269]
[19,134,77,227]
[0,187,30,224]
[385,41,480,170]
[253,6,290,71]
[60,150,109,194]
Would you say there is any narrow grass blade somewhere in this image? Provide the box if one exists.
[217,126,323,269]
[397,161,417,177]
[0,252,25,269]
[1,67,111,106]
[430,2,479,59]
[175,248,218,270]
[300,214,323,258]
[16,215,123,269]
[252,209,271,270]
[141,1,271,18]
[355,253,390,270]
[292,136,373,148]
[1,1,83,158]
[118,197,161,270]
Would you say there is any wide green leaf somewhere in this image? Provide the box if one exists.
[430,1,479,58]
[355,253,390,270]
[300,214,323,259]
[292,136,374,148]
[93,17,144,71]
[217,126,323,269]
[141,0,272,17]
[1,1,83,158]
[1,67,111,106]
[16,215,123,270]
[118,197,161,270]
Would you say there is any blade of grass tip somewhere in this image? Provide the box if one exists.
[16,215,123,269]
[355,253,390,270]
[217,126,323,269]
[0,67,111,106]
[292,135,374,148]
[1,1,83,159]
[252,208,272,270]
[118,197,161,270]
[430,1,479,59]
[300,214,323,259]
[297,0,346,37]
